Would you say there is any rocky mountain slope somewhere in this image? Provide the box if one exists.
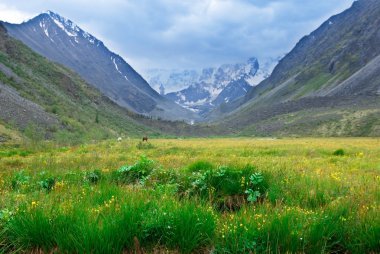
[0,24,218,143]
[244,0,380,104]
[2,11,198,122]
[211,0,380,136]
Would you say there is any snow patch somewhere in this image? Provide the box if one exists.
[39,21,50,38]
[52,18,77,37]
[183,98,208,106]
[207,86,223,101]
[43,27,49,37]
[180,105,199,113]
[112,57,122,75]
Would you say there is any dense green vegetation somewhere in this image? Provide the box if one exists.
[0,138,379,253]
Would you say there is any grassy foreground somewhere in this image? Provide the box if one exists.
[0,138,379,253]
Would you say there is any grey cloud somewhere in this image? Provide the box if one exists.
[0,0,354,73]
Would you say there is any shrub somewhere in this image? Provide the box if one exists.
[245,172,265,203]
[39,177,56,192]
[11,170,30,190]
[116,155,155,184]
[333,149,345,156]
[183,164,266,210]
[85,169,102,184]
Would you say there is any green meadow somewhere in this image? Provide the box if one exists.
[0,138,379,253]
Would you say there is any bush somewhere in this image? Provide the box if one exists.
[333,149,345,156]
[85,169,102,184]
[182,164,267,210]
[116,155,155,184]
[39,177,56,192]
[11,170,30,190]
[245,173,264,203]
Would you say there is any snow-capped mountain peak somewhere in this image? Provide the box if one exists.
[4,11,200,121]
[36,10,100,46]
[144,57,279,115]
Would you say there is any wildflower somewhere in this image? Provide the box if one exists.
[241,176,246,187]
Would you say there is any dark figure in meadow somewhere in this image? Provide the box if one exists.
[142,136,148,142]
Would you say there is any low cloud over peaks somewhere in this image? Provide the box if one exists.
[0,0,354,72]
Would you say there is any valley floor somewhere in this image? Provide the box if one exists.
[0,138,379,253]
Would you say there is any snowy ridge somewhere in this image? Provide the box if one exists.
[146,57,279,114]
[36,11,132,85]
[40,10,100,46]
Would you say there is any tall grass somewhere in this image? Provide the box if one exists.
[0,138,379,253]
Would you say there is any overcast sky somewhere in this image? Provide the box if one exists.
[0,0,354,74]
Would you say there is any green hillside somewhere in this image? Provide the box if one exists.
[0,24,219,143]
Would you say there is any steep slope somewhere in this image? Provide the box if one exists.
[0,23,156,142]
[212,79,251,106]
[213,0,380,136]
[0,24,218,143]
[2,11,197,122]
[246,0,380,103]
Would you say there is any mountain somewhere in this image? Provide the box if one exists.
[147,69,199,94]
[146,57,277,115]
[0,23,219,143]
[212,0,380,136]
[0,22,150,142]
[2,11,198,122]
